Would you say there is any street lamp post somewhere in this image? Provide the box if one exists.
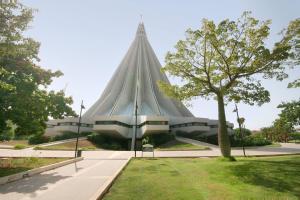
[74,100,85,158]
[233,104,246,157]
[134,102,138,158]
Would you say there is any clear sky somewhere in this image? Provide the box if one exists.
[21,0,300,130]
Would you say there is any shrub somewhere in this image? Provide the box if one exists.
[0,134,11,141]
[53,131,92,141]
[289,132,300,142]
[13,135,30,140]
[230,133,272,147]
[87,133,105,144]
[145,133,175,147]
[177,131,271,147]
[233,128,252,138]
[87,133,127,150]
[53,132,77,141]
[142,137,150,145]
[28,134,50,145]
[33,146,43,150]
[14,144,27,149]
[0,120,16,141]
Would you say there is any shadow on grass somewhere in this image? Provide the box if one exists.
[229,157,300,197]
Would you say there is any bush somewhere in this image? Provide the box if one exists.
[145,133,175,147]
[14,144,27,149]
[53,132,77,141]
[28,134,50,145]
[13,135,30,140]
[53,131,92,141]
[233,128,252,138]
[177,131,271,147]
[87,133,127,150]
[289,132,300,142]
[0,134,11,141]
[33,146,43,150]
[230,133,272,147]
[0,120,16,141]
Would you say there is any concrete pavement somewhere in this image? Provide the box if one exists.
[1,143,300,158]
[0,139,300,200]
[26,137,87,150]
[0,151,130,200]
[0,144,13,149]
[0,137,87,150]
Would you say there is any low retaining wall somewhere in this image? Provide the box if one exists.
[0,157,83,185]
[90,158,131,200]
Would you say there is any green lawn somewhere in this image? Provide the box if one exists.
[34,139,99,151]
[104,155,300,200]
[156,140,210,151]
[0,140,30,149]
[266,143,282,147]
[0,157,68,177]
[233,143,282,149]
[289,140,300,144]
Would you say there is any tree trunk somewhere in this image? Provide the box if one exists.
[217,94,231,157]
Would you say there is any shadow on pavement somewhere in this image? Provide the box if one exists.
[0,171,71,197]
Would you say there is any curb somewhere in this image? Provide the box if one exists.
[0,157,83,185]
[89,158,131,200]
[137,152,300,159]
[155,148,211,151]
[136,153,300,159]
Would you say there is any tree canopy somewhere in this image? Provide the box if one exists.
[281,18,300,88]
[159,12,291,157]
[271,18,300,141]
[278,100,300,127]
[0,2,76,137]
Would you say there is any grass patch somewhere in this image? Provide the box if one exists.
[266,143,281,147]
[232,143,282,149]
[288,140,300,144]
[0,140,30,147]
[34,139,99,151]
[13,144,28,149]
[155,140,210,151]
[104,155,300,200]
[0,157,68,177]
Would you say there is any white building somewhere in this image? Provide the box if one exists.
[45,23,233,142]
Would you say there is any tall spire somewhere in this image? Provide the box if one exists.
[83,23,193,119]
[140,14,143,23]
[136,22,146,36]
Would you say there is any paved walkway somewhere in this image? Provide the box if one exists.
[27,137,87,150]
[1,142,300,158]
[0,144,13,149]
[0,151,130,200]
[0,140,300,200]
[176,136,219,149]
[0,137,87,150]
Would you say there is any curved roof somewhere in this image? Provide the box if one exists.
[83,23,194,119]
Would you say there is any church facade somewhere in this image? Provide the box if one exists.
[45,23,234,141]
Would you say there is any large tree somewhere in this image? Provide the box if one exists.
[277,100,300,127]
[159,12,290,157]
[281,18,300,88]
[0,2,76,136]
[276,18,300,134]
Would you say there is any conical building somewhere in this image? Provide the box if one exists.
[45,23,233,141]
